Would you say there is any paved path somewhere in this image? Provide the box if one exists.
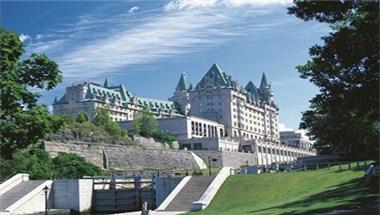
[0,180,46,211]
[164,176,214,211]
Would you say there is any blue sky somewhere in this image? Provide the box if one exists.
[2,0,330,131]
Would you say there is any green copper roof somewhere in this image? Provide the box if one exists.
[85,82,177,111]
[137,97,176,110]
[245,81,259,98]
[195,63,238,90]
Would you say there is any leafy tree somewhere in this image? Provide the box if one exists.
[53,152,104,179]
[75,112,89,123]
[0,149,104,180]
[1,149,54,180]
[0,28,63,158]
[288,1,379,159]
[93,108,111,126]
[132,106,157,137]
[93,108,126,137]
[152,130,176,148]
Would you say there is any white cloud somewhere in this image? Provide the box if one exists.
[35,34,43,40]
[26,0,295,80]
[223,0,292,7]
[128,6,139,13]
[164,0,219,11]
[164,0,292,11]
[19,33,31,42]
[278,122,294,132]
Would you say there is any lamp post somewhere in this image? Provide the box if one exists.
[246,161,249,175]
[208,156,211,176]
[43,185,49,215]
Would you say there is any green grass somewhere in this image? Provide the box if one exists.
[189,163,379,215]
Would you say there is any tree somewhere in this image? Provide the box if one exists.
[53,152,104,179]
[132,106,157,137]
[0,149,104,180]
[288,1,379,159]
[93,108,126,137]
[1,149,54,180]
[75,112,89,123]
[0,28,63,158]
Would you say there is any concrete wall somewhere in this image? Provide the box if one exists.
[192,150,257,168]
[52,179,93,212]
[155,176,183,207]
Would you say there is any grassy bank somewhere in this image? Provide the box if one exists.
[189,163,379,215]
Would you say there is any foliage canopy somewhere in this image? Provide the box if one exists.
[288,1,379,159]
[0,27,63,158]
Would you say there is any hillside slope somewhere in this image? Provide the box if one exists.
[190,164,379,215]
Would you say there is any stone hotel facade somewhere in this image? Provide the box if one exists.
[53,64,316,166]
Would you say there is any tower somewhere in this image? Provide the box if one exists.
[259,73,273,104]
[169,73,191,115]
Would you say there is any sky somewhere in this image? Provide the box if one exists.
[1,0,330,131]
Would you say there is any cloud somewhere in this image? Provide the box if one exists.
[26,0,295,80]
[128,6,139,13]
[164,0,292,11]
[19,33,31,42]
[278,123,294,132]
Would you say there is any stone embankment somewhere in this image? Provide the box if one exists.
[44,136,258,171]
[44,140,199,171]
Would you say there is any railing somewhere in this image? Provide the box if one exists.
[301,161,370,171]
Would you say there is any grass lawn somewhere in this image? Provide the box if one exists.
[188,163,379,215]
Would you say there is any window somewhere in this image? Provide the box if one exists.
[258,146,262,153]
[193,143,203,150]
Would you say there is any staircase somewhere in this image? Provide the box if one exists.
[164,176,215,211]
[0,180,46,211]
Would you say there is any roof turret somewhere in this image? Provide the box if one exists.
[245,81,259,98]
[104,78,109,88]
[175,73,188,91]
[195,63,238,90]
[260,73,269,89]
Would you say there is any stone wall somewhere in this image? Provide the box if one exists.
[104,145,199,171]
[44,141,199,171]
[44,142,258,171]
[44,141,105,167]
[192,150,258,168]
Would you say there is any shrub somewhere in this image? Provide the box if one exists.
[53,152,104,179]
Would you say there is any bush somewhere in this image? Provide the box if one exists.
[75,112,89,123]
[152,130,176,148]
[0,148,104,180]
[93,108,127,137]
[53,152,104,179]
[1,149,53,180]
[132,107,157,137]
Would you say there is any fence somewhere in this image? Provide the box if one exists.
[301,160,370,171]
[90,175,156,213]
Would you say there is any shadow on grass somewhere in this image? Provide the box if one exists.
[249,176,379,215]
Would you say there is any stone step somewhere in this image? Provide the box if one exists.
[0,180,46,211]
[164,176,215,211]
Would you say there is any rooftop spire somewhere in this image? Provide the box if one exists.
[260,73,269,89]
[104,78,109,88]
[176,73,188,91]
